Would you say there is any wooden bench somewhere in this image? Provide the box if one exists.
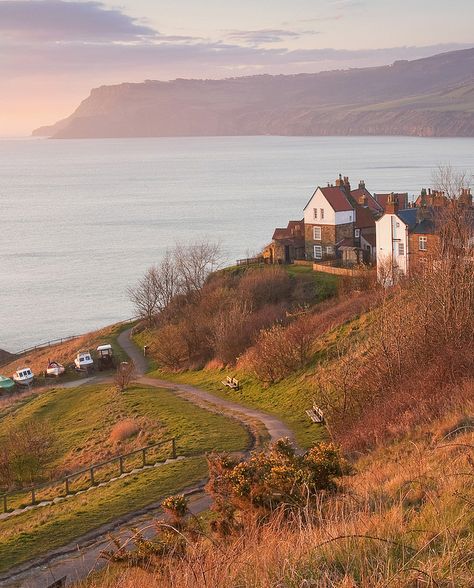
[306,403,324,424]
[221,376,241,390]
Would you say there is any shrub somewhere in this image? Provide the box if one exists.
[109,419,140,443]
[206,438,345,515]
[238,267,292,309]
[0,420,55,489]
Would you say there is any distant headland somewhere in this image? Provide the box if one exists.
[33,47,474,140]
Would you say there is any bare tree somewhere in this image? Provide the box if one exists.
[114,361,136,393]
[127,266,161,326]
[431,164,472,201]
[173,241,222,296]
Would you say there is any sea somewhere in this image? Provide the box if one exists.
[1,135,473,351]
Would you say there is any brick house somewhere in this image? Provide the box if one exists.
[263,220,305,264]
[303,175,379,263]
[374,191,409,211]
[375,190,474,284]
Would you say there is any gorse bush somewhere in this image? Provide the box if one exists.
[206,438,345,517]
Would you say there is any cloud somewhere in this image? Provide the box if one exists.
[226,29,318,45]
[0,0,157,42]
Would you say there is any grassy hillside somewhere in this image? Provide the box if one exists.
[85,403,474,587]
[0,382,249,572]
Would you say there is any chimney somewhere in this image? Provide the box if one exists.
[459,187,473,207]
[335,173,343,187]
[343,176,351,192]
[358,194,368,207]
[359,180,366,190]
[385,193,399,215]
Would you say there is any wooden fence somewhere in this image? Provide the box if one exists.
[1,437,176,514]
[313,262,375,277]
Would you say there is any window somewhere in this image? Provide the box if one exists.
[320,208,325,220]
[313,208,318,220]
[398,242,405,256]
[314,245,323,260]
[355,228,360,238]
[326,245,334,255]
[419,236,427,251]
[396,222,400,228]
[313,227,322,241]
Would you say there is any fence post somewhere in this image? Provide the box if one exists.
[65,477,70,495]
[142,448,146,468]
[90,467,95,486]
[2,494,6,513]
[171,438,176,459]
[31,487,36,505]
[119,456,124,475]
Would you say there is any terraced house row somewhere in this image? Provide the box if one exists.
[264,174,473,283]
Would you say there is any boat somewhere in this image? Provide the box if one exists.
[0,375,15,391]
[12,367,34,386]
[46,360,65,377]
[74,350,94,371]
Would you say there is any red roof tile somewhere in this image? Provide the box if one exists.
[319,187,353,212]
[354,205,376,229]
[351,188,383,213]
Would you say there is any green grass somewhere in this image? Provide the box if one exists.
[0,457,207,574]
[0,383,250,472]
[0,381,250,573]
[147,311,371,450]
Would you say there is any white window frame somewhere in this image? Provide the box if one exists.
[355,228,360,238]
[320,208,325,220]
[326,245,334,255]
[314,245,323,260]
[313,226,322,241]
[419,236,427,251]
[398,242,405,256]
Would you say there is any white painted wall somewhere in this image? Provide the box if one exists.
[376,213,409,284]
[304,188,352,225]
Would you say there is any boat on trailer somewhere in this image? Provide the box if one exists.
[12,367,34,386]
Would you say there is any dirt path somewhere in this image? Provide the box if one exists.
[1,328,297,587]
[118,328,297,445]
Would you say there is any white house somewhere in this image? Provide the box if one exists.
[375,195,418,284]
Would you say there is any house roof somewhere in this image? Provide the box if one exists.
[351,188,383,213]
[375,192,409,211]
[396,208,418,230]
[411,219,435,235]
[304,186,353,213]
[272,219,304,241]
[355,205,376,228]
[361,233,376,247]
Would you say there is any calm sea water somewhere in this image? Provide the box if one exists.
[1,135,473,351]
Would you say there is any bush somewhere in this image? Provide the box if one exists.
[109,419,140,443]
[206,438,345,515]
[0,420,55,489]
[237,267,292,309]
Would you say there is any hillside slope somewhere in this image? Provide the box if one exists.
[34,48,474,138]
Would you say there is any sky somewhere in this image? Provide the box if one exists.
[1,0,473,135]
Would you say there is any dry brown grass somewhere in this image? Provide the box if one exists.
[85,403,474,588]
[0,323,123,380]
[109,419,141,444]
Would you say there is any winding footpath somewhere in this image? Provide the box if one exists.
[1,329,296,588]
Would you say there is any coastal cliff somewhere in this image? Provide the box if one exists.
[34,47,474,139]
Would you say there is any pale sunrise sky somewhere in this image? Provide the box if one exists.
[1,0,473,135]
